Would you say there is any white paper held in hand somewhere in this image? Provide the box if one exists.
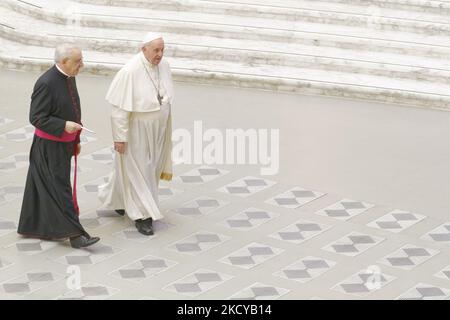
[81,126,96,134]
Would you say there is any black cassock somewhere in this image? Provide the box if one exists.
[18,65,88,239]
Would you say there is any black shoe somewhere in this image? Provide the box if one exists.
[115,209,126,216]
[70,235,100,249]
[143,217,153,227]
[135,219,154,236]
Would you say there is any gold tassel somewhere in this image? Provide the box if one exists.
[160,172,173,181]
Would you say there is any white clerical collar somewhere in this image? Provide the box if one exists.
[55,64,71,77]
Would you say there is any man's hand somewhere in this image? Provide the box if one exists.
[65,121,82,134]
[114,142,126,154]
[75,143,81,156]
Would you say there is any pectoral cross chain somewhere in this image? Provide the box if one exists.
[142,59,163,106]
[157,93,162,106]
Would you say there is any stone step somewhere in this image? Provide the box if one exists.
[2,0,450,110]
[73,0,450,20]
[301,0,450,15]
[2,0,449,55]
[2,5,450,84]
[1,37,450,110]
[2,25,450,85]
[4,0,450,37]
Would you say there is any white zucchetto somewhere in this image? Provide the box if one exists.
[141,32,163,47]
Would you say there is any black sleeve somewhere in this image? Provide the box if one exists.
[29,81,66,137]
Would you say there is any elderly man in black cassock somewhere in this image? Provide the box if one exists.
[18,44,100,249]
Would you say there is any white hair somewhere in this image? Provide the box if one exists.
[54,44,80,63]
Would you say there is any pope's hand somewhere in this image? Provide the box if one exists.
[114,142,126,154]
[65,121,82,133]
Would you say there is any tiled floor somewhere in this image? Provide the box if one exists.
[0,69,450,300]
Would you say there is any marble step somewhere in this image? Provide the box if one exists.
[73,0,450,19]
[4,0,450,37]
[3,0,450,109]
[2,25,450,85]
[193,0,450,15]
[303,0,450,15]
[3,2,450,59]
[1,6,450,84]
[2,0,449,56]
[1,38,450,110]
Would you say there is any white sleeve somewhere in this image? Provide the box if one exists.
[111,105,130,142]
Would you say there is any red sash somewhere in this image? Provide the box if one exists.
[35,128,81,215]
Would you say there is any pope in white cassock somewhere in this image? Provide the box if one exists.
[98,32,173,236]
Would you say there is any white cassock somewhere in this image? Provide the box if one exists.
[98,51,174,221]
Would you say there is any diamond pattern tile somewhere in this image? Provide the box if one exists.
[173,196,228,218]
[315,198,374,221]
[0,270,64,297]
[81,147,114,164]
[421,222,450,243]
[367,210,426,233]
[113,220,173,242]
[266,186,325,209]
[0,185,24,204]
[0,125,34,142]
[434,265,450,282]
[56,282,119,300]
[219,207,278,230]
[229,282,290,300]
[0,218,16,237]
[273,256,337,283]
[0,153,29,173]
[270,219,331,244]
[397,283,450,300]
[158,185,183,202]
[322,232,385,257]
[54,244,122,265]
[109,255,178,282]
[0,256,13,271]
[163,269,233,298]
[79,209,121,229]
[378,244,439,270]
[332,266,396,297]
[218,176,276,197]
[168,231,230,255]
[6,238,59,255]
[220,242,284,269]
[82,176,110,193]
[0,117,14,127]
[175,166,229,184]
